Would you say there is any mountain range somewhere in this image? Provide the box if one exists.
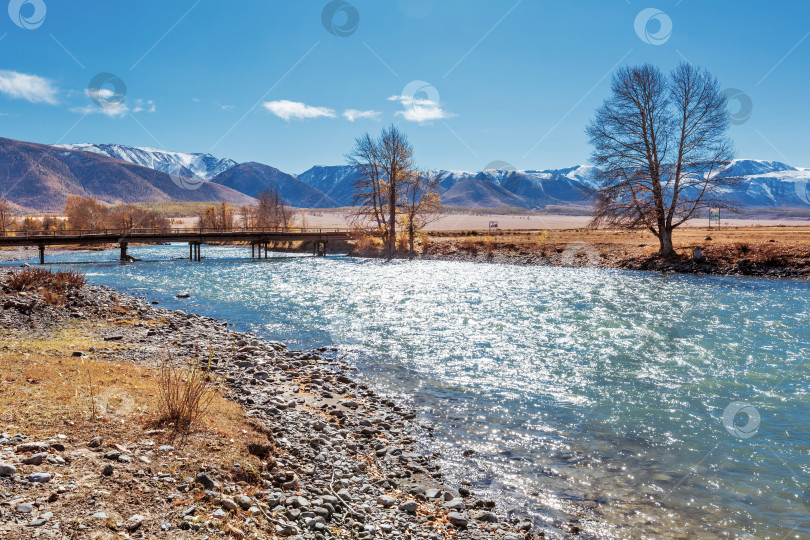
[1,139,809,212]
[55,143,237,181]
[0,138,252,212]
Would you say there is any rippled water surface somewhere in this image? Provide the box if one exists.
[18,245,810,538]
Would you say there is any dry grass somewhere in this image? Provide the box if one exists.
[0,324,268,477]
[430,225,810,258]
[7,267,86,305]
[351,228,385,253]
[157,353,215,433]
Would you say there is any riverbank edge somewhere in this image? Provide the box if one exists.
[0,269,551,539]
[348,243,810,280]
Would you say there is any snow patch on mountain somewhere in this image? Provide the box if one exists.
[55,143,237,180]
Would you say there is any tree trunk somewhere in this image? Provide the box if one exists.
[659,227,674,257]
[388,190,396,260]
[408,223,415,260]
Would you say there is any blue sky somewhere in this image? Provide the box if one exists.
[1,0,809,174]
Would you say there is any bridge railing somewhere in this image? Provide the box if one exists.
[0,226,353,239]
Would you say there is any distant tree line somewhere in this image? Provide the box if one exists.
[0,196,171,235]
[0,190,299,237]
[193,189,297,231]
[238,188,296,230]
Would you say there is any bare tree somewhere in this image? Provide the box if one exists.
[0,199,12,236]
[239,204,256,229]
[255,188,296,230]
[348,125,416,258]
[400,170,442,259]
[348,132,387,237]
[586,63,737,256]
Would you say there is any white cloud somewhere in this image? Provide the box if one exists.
[71,92,154,118]
[0,70,58,104]
[262,100,336,121]
[343,109,381,122]
[70,104,129,118]
[388,94,453,123]
[132,99,156,113]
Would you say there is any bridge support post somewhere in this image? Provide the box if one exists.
[38,245,45,265]
[189,242,193,261]
[251,243,255,259]
[264,243,268,259]
[195,243,201,261]
[120,242,128,262]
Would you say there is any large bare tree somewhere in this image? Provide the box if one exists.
[348,125,416,258]
[587,63,738,256]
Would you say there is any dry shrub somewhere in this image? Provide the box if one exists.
[482,234,495,254]
[734,242,751,255]
[536,229,548,247]
[396,231,410,252]
[351,228,384,253]
[158,355,215,433]
[7,267,86,305]
[759,245,784,267]
[418,232,430,253]
[459,235,479,253]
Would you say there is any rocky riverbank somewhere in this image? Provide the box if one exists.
[349,233,810,279]
[0,269,544,539]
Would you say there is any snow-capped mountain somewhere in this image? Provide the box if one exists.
[42,140,810,211]
[715,160,810,207]
[297,165,602,209]
[297,165,363,207]
[55,143,237,180]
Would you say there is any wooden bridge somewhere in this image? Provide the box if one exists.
[0,227,352,264]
